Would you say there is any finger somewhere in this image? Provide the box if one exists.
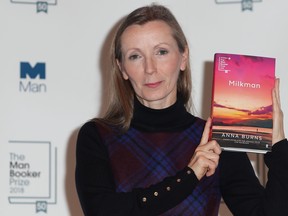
[193,149,220,171]
[273,78,281,110]
[189,151,219,179]
[272,78,282,120]
[206,168,216,177]
[204,148,221,163]
[209,140,222,155]
[199,117,212,145]
[198,140,222,155]
[272,78,285,144]
[205,155,220,176]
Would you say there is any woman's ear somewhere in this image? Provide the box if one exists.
[116,59,129,80]
[180,46,189,71]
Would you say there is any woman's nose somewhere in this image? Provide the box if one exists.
[144,56,156,74]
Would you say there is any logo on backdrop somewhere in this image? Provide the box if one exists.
[8,141,57,213]
[10,0,57,13]
[215,0,263,11]
[19,62,47,93]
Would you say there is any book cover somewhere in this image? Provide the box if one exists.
[210,53,275,153]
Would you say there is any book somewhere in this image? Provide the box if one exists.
[210,53,275,153]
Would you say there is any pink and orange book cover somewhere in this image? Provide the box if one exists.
[210,53,275,153]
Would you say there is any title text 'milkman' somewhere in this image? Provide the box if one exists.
[228,80,261,88]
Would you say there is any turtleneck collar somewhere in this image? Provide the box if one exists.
[131,96,196,132]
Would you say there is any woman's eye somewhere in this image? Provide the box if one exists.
[128,54,141,60]
[157,49,168,56]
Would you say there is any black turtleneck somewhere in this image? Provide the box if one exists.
[131,97,196,132]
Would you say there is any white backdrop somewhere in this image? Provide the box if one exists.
[1,1,287,215]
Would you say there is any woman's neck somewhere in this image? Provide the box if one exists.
[131,97,195,132]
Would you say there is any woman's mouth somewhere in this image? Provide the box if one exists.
[145,81,162,88]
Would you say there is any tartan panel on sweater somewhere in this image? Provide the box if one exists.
[101,117,221,215]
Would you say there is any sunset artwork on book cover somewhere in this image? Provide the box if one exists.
[211,53,275,153]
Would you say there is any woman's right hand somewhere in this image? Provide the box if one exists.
[188,117,222,180]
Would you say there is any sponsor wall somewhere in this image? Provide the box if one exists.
[1,1,287,215]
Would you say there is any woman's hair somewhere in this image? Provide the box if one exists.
[101,4,192,131]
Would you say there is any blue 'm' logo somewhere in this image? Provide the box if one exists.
[20,62,46,79]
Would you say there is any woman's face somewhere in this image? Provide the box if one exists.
[117,20,188,109]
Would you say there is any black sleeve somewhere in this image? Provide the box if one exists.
[75,121,199,216]
[220,139,288,216]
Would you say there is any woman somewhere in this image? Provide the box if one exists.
[75,4,288,216]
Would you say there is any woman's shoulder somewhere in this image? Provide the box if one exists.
[76,119,113,159]
[79,118,121,138]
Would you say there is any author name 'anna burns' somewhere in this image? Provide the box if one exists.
[221,132,263,141]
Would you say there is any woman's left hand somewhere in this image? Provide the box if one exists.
[272,78,285,145]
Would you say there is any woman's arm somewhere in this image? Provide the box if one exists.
[221,78,288,216]
[220,139,288,216]
[75,121,199,216]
